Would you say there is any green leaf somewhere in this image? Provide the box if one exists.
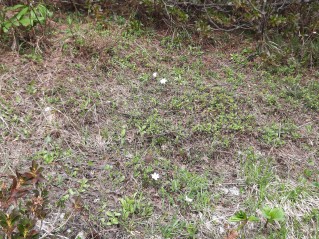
[229,210,247,222]
[13,20,21,26]
[105,211,113,217]
[269,208,285,221]
[19,17,31,27]
[3,22,12,32]
[15,6,29,20]
[111,218,119,224]
[30,10,36,23]
[262,206,285,222]
[261,206,272,219]
[37,4,51,17]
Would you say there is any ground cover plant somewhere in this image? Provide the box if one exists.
[0,6,319,239]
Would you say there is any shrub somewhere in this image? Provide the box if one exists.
[0,2,52,50]
[0,161,48,238]
[2,0,319,66]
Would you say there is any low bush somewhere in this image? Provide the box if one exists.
[1,0,318,66]
[0,161,48,238]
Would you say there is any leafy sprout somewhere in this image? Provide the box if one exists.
[0,160,48,238]
[261,206,285,228]
[229,210,259,231]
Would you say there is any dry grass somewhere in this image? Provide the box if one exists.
[0,19,318,239]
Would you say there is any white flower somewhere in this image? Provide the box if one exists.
[151,172,160,180]
[212,215,221,223]
[153,72,158,78]
[313,31,317,34]
[229,187,240,196]
[219,226,225,234]
[44,107,51,112]
[160,78,167,84]
[185,196,193,203]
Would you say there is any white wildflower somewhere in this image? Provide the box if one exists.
[229,186,240,196]
[185,196,193,203]
[153,72,158,78]
[160,78,167,84]
[44,107,51,112]
[212,215,221,223]
[151,172,160,180]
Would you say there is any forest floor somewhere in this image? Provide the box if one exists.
[0,16,319,239]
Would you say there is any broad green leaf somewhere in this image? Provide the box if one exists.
[262,206,285,222]
[37,4,50,17]
[269,208,285,221]
[105,211,113,217]
[111,218,119,224]
[114,212,121,217]
[13,20,20,26]
[30,10,36,22]
[19,17,31,27]
[3,22,12,32]
[15,6,29,20]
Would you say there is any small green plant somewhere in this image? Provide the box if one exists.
[34,150,58,164]
[105,211,121,226]
[119,193,153,221]
[262,206,285,228]
[126,19,144,36]
[229,210,259,230]
[230,53,248,66]
[0,160,48,238]
[78,178,90,193]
